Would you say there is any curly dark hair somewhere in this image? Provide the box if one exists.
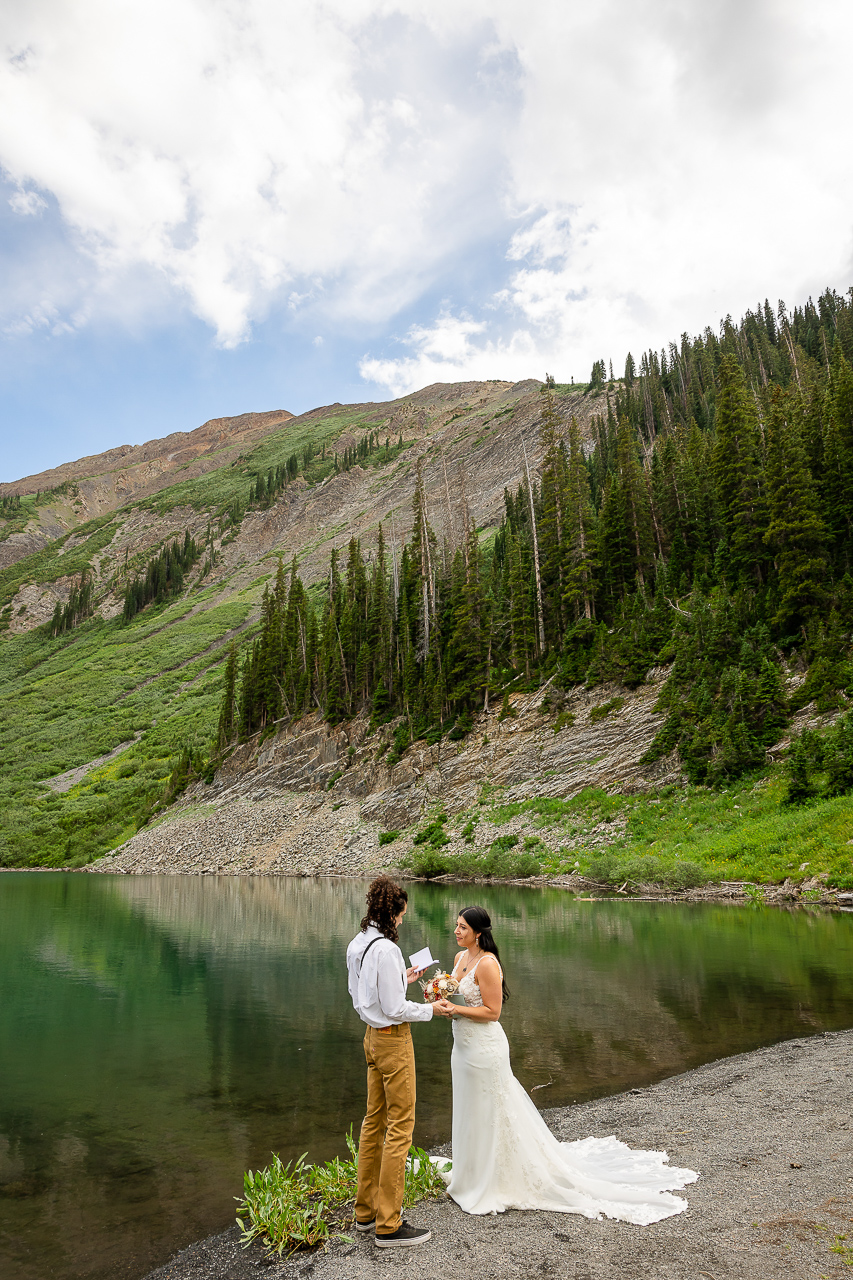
[361,875,409,943]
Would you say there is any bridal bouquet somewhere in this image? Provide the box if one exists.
[420,968,459,1003]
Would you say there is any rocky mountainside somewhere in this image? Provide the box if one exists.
[0,408,293,572]
[2,343,850,888]
[0,378,603,633]
[92,671,682,878]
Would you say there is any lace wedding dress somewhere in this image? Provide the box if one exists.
[442,958,698,1223]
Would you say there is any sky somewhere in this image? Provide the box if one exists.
[1,0,852,482]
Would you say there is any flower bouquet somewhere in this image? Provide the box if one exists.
[420,967,459,1003]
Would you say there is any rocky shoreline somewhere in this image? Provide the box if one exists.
[145,1028,853,1280]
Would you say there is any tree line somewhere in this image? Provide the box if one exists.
[122,532,201,622]
[48,569,94,636]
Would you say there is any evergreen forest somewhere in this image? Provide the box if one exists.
[218,289,853,790]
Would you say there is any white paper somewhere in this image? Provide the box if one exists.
[409,945,437,971]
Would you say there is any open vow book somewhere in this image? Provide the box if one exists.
[409,945,438,971]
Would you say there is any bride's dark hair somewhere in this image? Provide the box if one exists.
[459,906,510,1002]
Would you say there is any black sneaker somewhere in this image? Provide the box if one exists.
[374,1220,431,1248]
[355,1218,375,1233]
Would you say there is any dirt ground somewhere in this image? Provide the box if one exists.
[145,1028,853,1280]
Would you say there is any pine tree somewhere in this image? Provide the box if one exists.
[712,354,768,586]
[217,643,238,748]
[763,387,828,633]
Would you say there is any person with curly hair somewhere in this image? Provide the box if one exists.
[346,875,448,1248]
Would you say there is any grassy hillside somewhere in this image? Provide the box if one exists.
[424,775,853,889]
[0,594,252,865]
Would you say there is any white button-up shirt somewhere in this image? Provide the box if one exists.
[347,924,434,1028]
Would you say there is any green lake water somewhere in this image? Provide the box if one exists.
[2,873,853,1280]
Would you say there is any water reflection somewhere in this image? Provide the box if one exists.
[1,873,852,1280]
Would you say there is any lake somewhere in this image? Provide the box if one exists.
[2,873,852,1280]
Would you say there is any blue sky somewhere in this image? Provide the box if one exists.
[1,0,852,482]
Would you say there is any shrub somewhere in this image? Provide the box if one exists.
[386,721,411,767]
[378,830,399,846]
[585,850,713,890]
[413,814,449,848]
[498,692,517,722]
[589,697,625,724]
[475,845,540,878]
[448,711,474,741]
[408,846,455,878]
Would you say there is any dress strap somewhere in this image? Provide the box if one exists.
[471,954,502,981]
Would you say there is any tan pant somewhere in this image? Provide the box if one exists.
[355,1023,416,1234]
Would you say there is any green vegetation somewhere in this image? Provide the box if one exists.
[589,697,624,723]
[378,829,399,846]
[236,1131,448,1257]
[122,531,201,621]
[413,813,450,848]
[0,594,250,866]
[48,567,94,636]
[479,774,853,888]
[222,291,853,807]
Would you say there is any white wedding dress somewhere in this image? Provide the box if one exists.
[442,958,698,1223]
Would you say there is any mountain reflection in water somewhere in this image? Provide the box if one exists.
[1,872,852,1280]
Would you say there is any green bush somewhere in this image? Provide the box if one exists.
[378,830,399,846]
[236,1129,447,1257]
[585,849,713,890]
[413,814,449,848]
[589,697,625,723]
[448,711,473,741]
[408,846,455,878]
[386,721,411,767]
[474,846,540,878]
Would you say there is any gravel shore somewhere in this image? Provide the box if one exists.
[146,1028,853,1280]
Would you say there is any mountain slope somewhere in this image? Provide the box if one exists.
[0,377,605,866]
[0,408,294,572]
[1,286,852,882]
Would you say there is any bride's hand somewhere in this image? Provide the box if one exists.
[434,998,456,1017]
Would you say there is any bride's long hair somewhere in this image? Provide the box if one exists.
[460,906,510,1002]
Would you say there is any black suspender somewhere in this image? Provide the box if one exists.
[358,935,383,973]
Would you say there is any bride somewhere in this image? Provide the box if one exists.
[432,905,698,1223]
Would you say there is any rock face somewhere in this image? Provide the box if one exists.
[0,409,293,570]
[90,672,683,877]
[3,378,607,632]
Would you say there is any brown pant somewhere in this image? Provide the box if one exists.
[355,1023,416,1234]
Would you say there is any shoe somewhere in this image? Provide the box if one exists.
[355,1218,375,1233]
[374,1221,431,1248]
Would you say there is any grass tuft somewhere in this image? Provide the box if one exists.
[235,1129,448,1256]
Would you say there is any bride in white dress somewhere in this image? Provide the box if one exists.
[432,906,698,1224]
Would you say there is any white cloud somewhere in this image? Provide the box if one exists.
[361,0,853,390]
[8,188,46,216]
[1,0,851,378]
[0,0,517,346]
